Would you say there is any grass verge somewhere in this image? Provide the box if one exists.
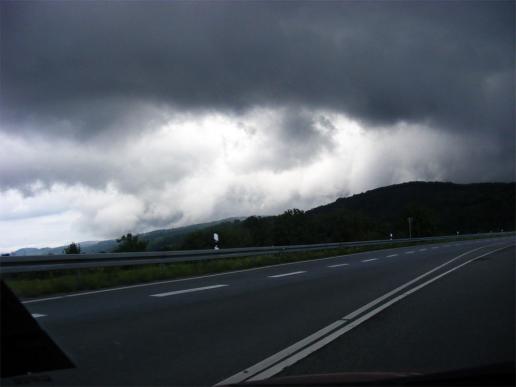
[3,235,507,299]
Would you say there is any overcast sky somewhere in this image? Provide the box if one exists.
[0,1,514,252]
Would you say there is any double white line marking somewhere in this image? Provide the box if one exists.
[215,243,510,385]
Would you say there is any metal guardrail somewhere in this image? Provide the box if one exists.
[0,232,512,274]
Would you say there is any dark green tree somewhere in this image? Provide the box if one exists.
[272,209,310,245]
[114,233,148,252]
[64,242,81,254]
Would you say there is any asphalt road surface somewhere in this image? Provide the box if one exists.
[6,236,515,386]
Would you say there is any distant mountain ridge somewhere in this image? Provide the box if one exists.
[10,217,244,255]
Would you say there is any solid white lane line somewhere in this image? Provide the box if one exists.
[268,271,306,278]
[24,296,65,304]
[327,263,349,268]
[215,243,498,386]
[405,251,415,254]
[244,244,512,382]
[31,313,46,318]
[386,254,398,258]
[150,284,227,298]
[361,258,377,263]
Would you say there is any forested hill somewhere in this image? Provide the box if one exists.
[178,181,515,250]
[308,181,514,230]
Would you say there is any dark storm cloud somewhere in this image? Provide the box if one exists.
[1,0,513,140]
[265,109,336,171]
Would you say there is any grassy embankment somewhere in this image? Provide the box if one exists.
[4,235,505,299]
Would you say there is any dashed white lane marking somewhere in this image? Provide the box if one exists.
[386,254,398,258]
[405,251,415,254]
[361,258,377,263]
[24,247,388,304]
[31,314,46,318]
[327,263,349,268]
[268,271,306,278]
[150,284,228,297]
[419,248,427,252]
[431,246,439,249]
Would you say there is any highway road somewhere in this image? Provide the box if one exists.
[6,236,515,386]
